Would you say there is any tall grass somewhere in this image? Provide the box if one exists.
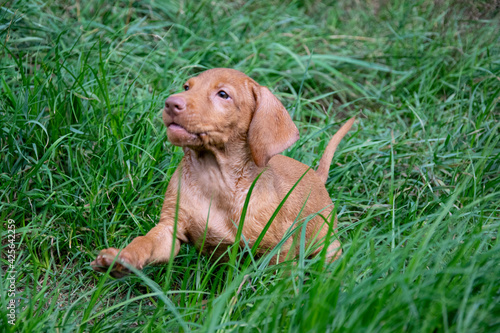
[1,0,499,332]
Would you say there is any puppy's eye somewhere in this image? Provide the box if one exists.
[184,85,189,91]
[217,90,229,99]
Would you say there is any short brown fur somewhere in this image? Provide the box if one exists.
[91,68,355,277]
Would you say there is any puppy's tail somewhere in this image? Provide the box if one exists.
[316,117,356,184]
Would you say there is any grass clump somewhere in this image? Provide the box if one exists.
[1,0,499,332]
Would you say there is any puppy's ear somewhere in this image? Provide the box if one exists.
[248,85,299,167]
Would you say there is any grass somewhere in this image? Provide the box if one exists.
[1,0,499,331]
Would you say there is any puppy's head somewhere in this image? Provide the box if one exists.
[163,68,299,167]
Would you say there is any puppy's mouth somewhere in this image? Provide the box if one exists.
[166,121,205,145]
[167,121,197,135]
[167,122,192,134]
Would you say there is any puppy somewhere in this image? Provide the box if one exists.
[91,68,355,277]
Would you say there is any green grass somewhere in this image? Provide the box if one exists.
[1,0,499,332]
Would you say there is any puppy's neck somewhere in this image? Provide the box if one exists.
[183,140,261,193]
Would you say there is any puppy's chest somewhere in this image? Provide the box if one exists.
[180,171,279,254]
[184,189,244,247]
[182,185,283,257]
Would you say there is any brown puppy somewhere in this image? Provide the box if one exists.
[91,68,355,277]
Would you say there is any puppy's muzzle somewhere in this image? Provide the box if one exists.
[165,96,186,117]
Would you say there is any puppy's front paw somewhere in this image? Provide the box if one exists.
[91,248,143,278]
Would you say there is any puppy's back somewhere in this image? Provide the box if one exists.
[268,155,333,218]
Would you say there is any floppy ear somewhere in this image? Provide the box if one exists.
[248,85,300,167]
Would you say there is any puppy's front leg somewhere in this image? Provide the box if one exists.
[92,169,187,278]
[91,223,182,278]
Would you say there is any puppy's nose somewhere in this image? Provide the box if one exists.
[165,96,186,116]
